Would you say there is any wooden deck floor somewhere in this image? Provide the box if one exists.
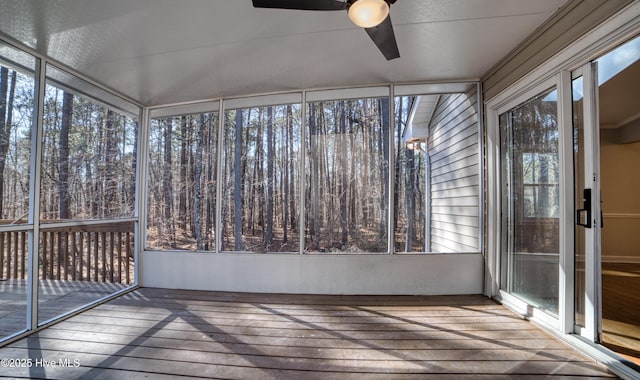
[0,280,130,338]
[0,288,618,379]
[602,262,640,366]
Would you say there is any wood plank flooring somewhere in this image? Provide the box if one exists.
[0,280,129,338]
[602,262,640,366]
[0,288,617,379]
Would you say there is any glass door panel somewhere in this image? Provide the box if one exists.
[500,86,560,316]
[572,75,586,329]
[573,35,640,366]
[596,36,640,364]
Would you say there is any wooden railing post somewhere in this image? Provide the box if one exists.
[71,232,77,281]
[109,233,114,283]
[56,231,62,280]
[12,232,17,279]
[41,232,47,279]
[78,232,84,281]
[93,232,99,282]
[0,233,4,279]
[117,233,123,283]
[101,232,107,282]
[48,231,54,280]
[21,231,26,280]
[86,232,91,282]
[6,233,12,281]
[125,232,131,284]
[63,232,69,281]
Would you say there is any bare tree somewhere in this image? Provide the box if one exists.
[179,115,188,231]
[379,98,390,239]
[162,118,175,247]
[0,68,16,218]
[265,106,274,248]
[193,114,205,249]
[233,110,244,251]
[57,92,73,219]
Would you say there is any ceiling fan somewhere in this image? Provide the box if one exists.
[251,0,400,60]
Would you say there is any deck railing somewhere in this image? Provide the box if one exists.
[0,221,135,284]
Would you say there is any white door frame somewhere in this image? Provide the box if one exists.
[572,62,603,342]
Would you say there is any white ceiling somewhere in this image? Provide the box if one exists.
[0,0,567,106]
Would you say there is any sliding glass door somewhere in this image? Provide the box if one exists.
[490,19,639,373]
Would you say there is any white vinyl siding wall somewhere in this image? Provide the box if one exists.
[428,88,480,252]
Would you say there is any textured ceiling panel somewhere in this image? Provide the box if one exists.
[0,0,568,106]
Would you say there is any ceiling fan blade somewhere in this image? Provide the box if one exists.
[365,15,400,60]
[252,0,347,11]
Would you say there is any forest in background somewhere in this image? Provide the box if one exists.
[0,64,138,225]
[40,86,138,221]
[146,97,427,253]
[1,61,436,255]
[0,65,33,223]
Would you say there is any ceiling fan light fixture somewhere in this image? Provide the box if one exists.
[348,0,389,28]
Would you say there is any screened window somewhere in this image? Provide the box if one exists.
[0,55,35,224]
[40,75,138,222]
[222,104,301,253]
[0,42,37,342]
[0,52,141,341]
[37,65,140,324]
[394,96,427,252]
[147,111,219,250]
[394,86,480,253]
[145,84,482,254]
[306,97,389,253]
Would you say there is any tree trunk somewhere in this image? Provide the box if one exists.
[379,98,390,239]
[308,103,320,249]
[91,105,102,218]
[362,101,372,226]
[0,68,16,218]
[193,114,205,250]
[129,121,138,211]
[287,105,297,233]
[255,109,264,232]
[248,130,257,235]
[348,101,357,235]
[162,118,175,247]
[283,105,291,241]
[179,116,188,231]
[104,110,119,216]
[339,101,348,246]
[233,110,244,251]
[58,92,73,220]
[265,106,274,248]
[393,100,404,244]
[205,113,216,250]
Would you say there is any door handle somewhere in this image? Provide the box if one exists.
[577,188,591,228]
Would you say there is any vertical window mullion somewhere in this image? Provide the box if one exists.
[27,57,46,330]
[299,92,307,254]
[388,86,395,254]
